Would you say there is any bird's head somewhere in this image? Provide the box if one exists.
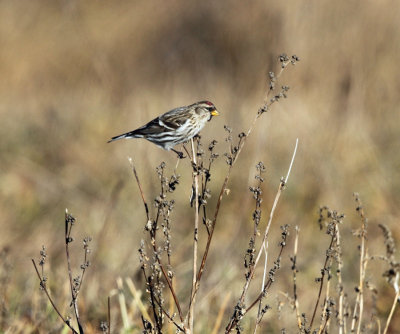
[194,101,219,120]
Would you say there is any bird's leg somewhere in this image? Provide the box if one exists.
[183,144,192,158]
[183,143,198,170]
[171,148,185,159]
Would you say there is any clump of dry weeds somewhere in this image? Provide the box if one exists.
[30,54,399,334]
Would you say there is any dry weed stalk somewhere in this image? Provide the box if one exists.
[133,160,185,332]
[188,138,200,332]
[30,57,400,333]
[309,208,344,331]
[335,223,346,334]
[225,138,298,333]
[291,226,302,330]
[128,54,299,333]
[32,54,300,333]
[31,210,93,334]
[292,195,400,334]
[377,223,400,334]
[349,193,369,334]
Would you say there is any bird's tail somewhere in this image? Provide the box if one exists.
[107,130,143,143]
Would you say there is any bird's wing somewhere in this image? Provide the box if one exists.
[111,106,189,139]
[157,107,188,129]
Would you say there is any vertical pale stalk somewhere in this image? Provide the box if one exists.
[188,138,199,332]
[336,226,346,334]
[383,272,400,334]
[253,242,269,334]
[293,227,302,331]
[357,246,365,334]
[356,197,367,334]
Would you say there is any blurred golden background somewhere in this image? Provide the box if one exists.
[1,0,400,332]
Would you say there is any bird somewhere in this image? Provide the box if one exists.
[108,101,219,158]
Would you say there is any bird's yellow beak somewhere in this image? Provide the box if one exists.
[211,110,219,116]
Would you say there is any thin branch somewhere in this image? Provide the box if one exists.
[117,277,130,329]
[318,269,332,334]
[125,277,153,326]
[383,272,400,334]
[188,138,200,332]
[292,226,302,330]
[225,139,299,333]
[238,139,299,307]
[76,236,92,300]
[349,194,368,334]
[107,296,111,334]
[158,257,184,323]
[193,59,298,300]
[248,239,286,310]
[130,159,184,324]
[129,158,150,222]
[309,232,335,329]
[31,259,79,334]
[153,295,186,332]
[226,237,287,333]
[355,194,367,334]
[147,276,162,333]
[336,225,346,334]
[350,293,361,333]
[211,292,231,334]
[64,210,84,334]
[285,138,298,184]
[253,241,269,334]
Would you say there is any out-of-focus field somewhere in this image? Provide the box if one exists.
[1,0,400,332]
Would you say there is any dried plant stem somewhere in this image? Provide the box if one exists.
[336,225,346,334]
[292,226,302,330]
[350,293,361,333]
[382,272,399,334]
[107,296,111,334]
[239,139,298,307]
[129,158,150,222]
[188,138,200,332]
[191,58,297,305]
[350,194,368,334]
[31,259,79,334]
[152,228,184,324]
[125,277,153,325]
[253,242,269,334]
[117,277,130,329]
[211,292,231,334]
[225,240,287,333]
[309,234,335,329]
[152,295,185,332]
[356,218,366,334]
[225,140,298,333]
[168,280,176,334]
[247,244,285,311]
[318,273,332,334]
[130,159,184,325]
[194,167,231,291]
[377,319,382,334]
[147,276,162,333]
[65,211,84,334]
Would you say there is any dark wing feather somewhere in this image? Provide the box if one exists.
[108,106,189,143]
[107,118,164,142]
[133,118,168,135]
[158,107,188,129]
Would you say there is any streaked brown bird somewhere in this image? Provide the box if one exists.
[108,101,219,157]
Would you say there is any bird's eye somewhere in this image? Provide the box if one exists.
[207,107,214,112]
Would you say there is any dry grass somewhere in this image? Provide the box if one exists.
[1,0,400,332]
